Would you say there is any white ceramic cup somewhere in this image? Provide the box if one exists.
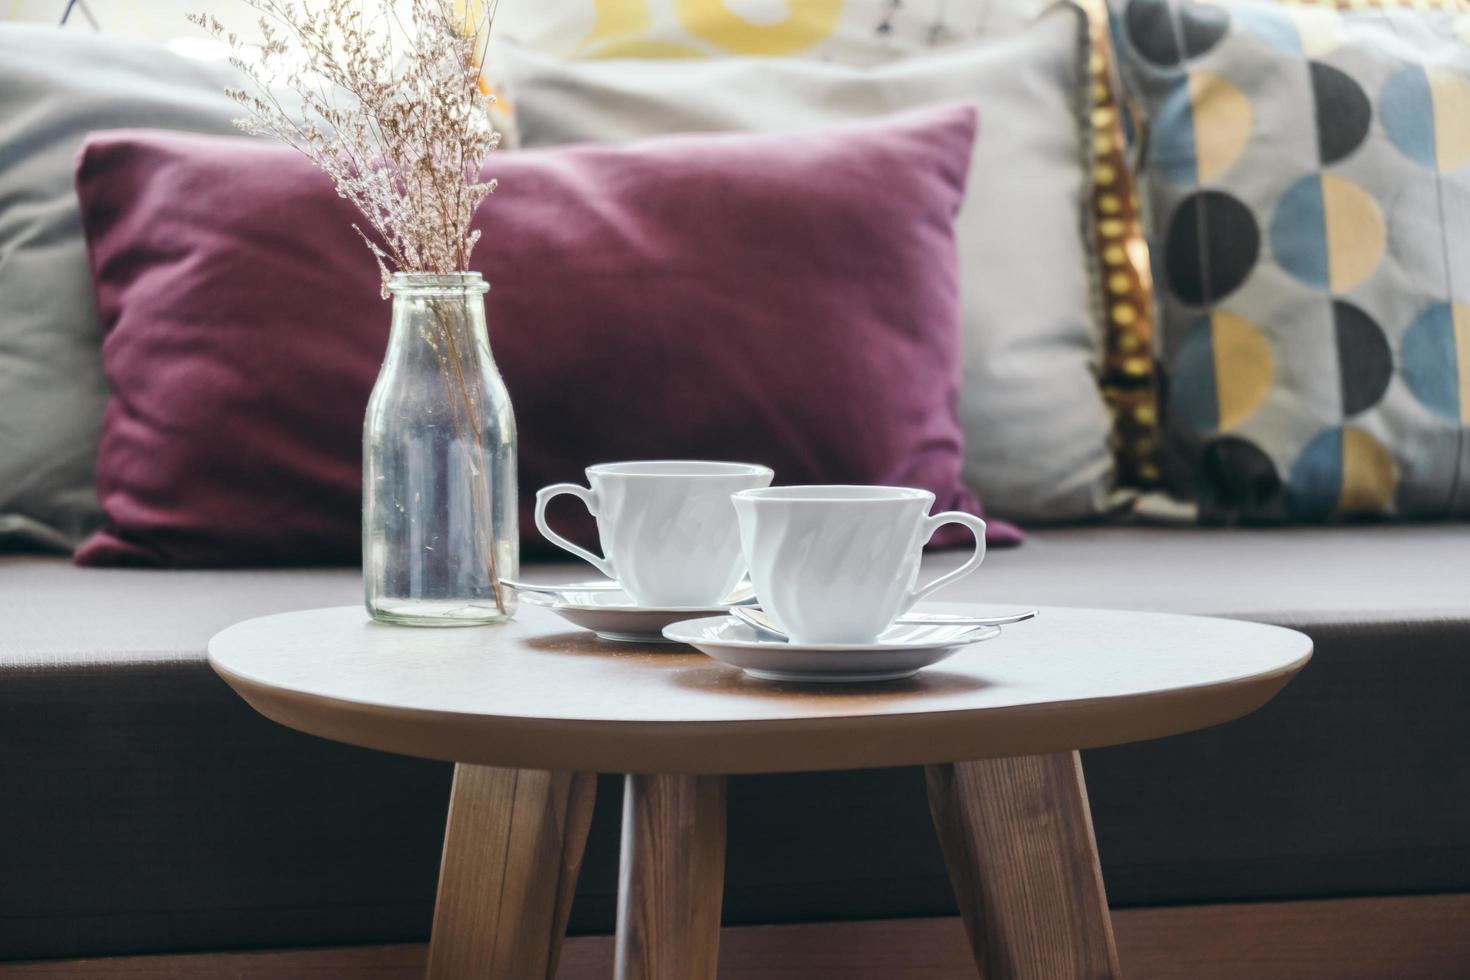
[535,461,774,607]
[731,485,988,645]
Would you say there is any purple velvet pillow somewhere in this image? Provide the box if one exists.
[74,105,1020,566]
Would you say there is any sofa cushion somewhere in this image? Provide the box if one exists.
[495,0,1046,63]
[495,3,1127,523]
[14,523,1464,662]
[1114,0,1470,521]
[73,108,1019,568]
[0,25,244,551]
[2,525,1468,959]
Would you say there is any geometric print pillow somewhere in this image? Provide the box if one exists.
[1115,0,1470,521]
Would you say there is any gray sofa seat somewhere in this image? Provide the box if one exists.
[2,525,1467,960]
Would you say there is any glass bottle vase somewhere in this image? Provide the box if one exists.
[363,272,518,625]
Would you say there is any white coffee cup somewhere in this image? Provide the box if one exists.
[535,461,774,607]
[731,486,987,645]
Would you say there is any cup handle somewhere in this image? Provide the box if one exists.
[905,511,988,611]
[533,483,615,579]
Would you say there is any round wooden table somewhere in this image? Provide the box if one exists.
[210,604,1311,980]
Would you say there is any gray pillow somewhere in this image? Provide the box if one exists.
[493,3,1118,522]
[0,25,245,550]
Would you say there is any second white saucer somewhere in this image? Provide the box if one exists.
[662,615,1002,682]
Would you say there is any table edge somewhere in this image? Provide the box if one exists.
[210,638,1312,774]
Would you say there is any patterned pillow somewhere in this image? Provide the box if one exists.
[1116,0,1470,521]
[494,0,1050,65]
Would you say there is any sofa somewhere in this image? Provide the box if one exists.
[4,524,1467,961]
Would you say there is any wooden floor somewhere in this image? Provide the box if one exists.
[4,894,1468,980]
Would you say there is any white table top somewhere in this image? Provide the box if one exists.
[209,603,1312,774]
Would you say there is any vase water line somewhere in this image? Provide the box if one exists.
[363,272,518,625]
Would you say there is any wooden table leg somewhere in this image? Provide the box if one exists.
[427,764,596,980]
[925,752,1122,980]
[615,773,727,980]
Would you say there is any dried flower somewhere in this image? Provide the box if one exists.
[190,0,501,297]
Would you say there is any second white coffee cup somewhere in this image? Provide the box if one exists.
[535,460,774,607]
[732,485,987,645]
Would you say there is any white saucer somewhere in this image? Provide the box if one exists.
[519,586,754,644]
[661,616,1002,682]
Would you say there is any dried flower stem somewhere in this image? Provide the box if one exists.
[190,0,501,295]
[422,291,506,614]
